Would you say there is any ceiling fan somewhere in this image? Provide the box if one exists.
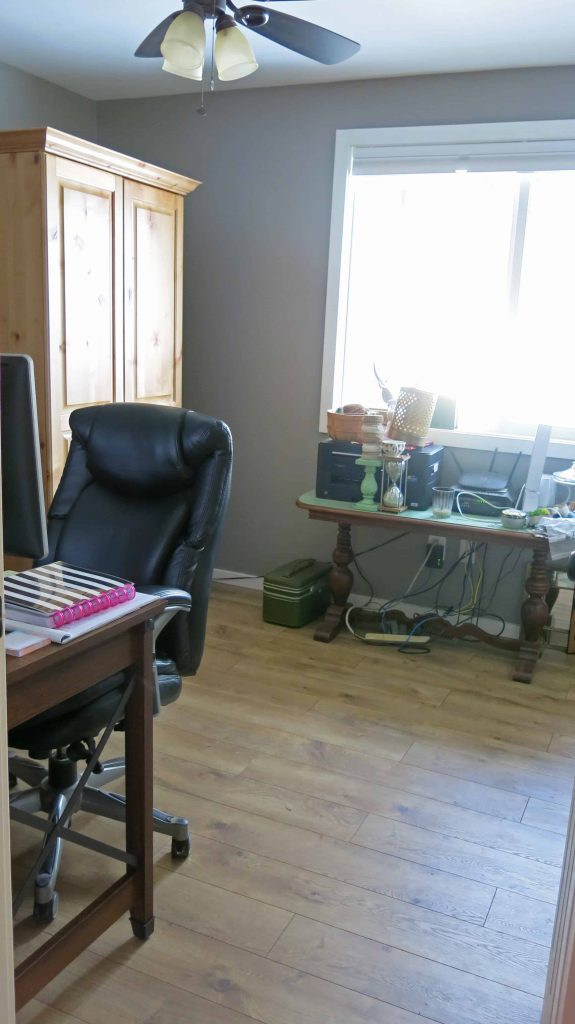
[135,0,361,83]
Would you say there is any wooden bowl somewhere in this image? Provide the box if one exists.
[326,410,365,443]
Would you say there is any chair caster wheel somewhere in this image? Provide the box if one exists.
[171,836,190,860]
[33,893,59,924]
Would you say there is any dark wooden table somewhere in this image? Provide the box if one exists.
[7,597,165,1010]
[296,491,551,683]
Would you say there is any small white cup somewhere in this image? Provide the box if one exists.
[382,440,405,457]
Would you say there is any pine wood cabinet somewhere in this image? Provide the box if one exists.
[0,128,199,498]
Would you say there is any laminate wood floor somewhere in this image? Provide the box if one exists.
[11,585,575,1024]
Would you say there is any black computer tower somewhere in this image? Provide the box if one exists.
[405,444,444,510]
[316,440,443,511]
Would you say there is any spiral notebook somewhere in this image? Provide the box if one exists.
[4,562,136,628]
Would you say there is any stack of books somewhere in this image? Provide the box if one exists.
[4,562,136,630]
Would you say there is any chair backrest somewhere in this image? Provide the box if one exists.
[44,403,232,674]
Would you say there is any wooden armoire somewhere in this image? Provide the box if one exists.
[0,127,200,500]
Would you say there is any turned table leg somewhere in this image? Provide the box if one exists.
[513,545,551,683]
[314,522,354,642]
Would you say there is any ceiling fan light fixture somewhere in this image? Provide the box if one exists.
[160,11,205,71]
[162,59,204,81]
[237,7,269,30]
[215,23,259,81]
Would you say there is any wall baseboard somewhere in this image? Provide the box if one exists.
[212,569,521,639]
[212,569,264,591]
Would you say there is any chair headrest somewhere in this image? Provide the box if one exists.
[70,404,230,498]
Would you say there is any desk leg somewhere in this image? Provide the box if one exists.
[314,522,354,643]
[569,588,575,655]
[125,617,155,938]
[513,547,550,684]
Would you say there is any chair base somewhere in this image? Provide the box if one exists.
[9,750,190,921]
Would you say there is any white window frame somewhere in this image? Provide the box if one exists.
[320,120,575,458]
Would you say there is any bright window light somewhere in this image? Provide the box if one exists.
[337,167,575,441]
[321,122,575,450]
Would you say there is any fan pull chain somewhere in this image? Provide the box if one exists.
[210,3,216,92]
[197,0,217,116]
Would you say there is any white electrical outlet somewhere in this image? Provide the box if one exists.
[459,539,475,563]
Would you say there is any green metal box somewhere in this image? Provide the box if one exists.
[263,558,332,628]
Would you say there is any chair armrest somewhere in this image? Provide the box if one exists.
[137,587,191,713]
[138,585,191,638]
[137,585,192,613]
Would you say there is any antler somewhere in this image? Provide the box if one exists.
[373,363,393,404]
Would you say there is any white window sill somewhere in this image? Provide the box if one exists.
[428,428,575,460]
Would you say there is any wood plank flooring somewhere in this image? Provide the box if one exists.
[11,584,575,1024]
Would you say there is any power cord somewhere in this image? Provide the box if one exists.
[353,532,411,559]
[378,548,470,620]
[396,612,453,654]
[351,552,376,606]
[345,541,510,652]
[480,547,524,612]
[350,531,411,608]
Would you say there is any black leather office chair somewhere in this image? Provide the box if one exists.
[8,402,232,922]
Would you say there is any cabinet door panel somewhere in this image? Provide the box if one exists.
[45,157,123,495]
[63,187,114,406]
[134,205,175,398]
[124,181,182,406]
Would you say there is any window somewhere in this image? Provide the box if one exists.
[320,122,575,454]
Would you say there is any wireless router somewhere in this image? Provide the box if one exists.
[450,449,522,516]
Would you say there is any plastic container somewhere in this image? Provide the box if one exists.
[263,558,332,627]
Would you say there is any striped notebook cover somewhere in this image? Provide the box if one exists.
[4,562,136,628]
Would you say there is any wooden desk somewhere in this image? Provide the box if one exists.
[7,598,164,1010]
[296,491,551,684]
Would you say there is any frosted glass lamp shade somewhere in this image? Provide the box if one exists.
[160,12,205,71]
[215,25,258,81]
[162,59,203,81]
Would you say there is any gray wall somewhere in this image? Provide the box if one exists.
[9,51,573,619]
[0,59,97,138]
[97,65,575,622]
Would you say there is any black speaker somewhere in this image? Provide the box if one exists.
[316,440,381,503]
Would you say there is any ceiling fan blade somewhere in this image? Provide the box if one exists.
[134,12,180,57]
[239,8,360,65]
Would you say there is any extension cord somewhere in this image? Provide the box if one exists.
[363,633,430,645]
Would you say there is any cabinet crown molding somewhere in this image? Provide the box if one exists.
[0,127,200,196]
